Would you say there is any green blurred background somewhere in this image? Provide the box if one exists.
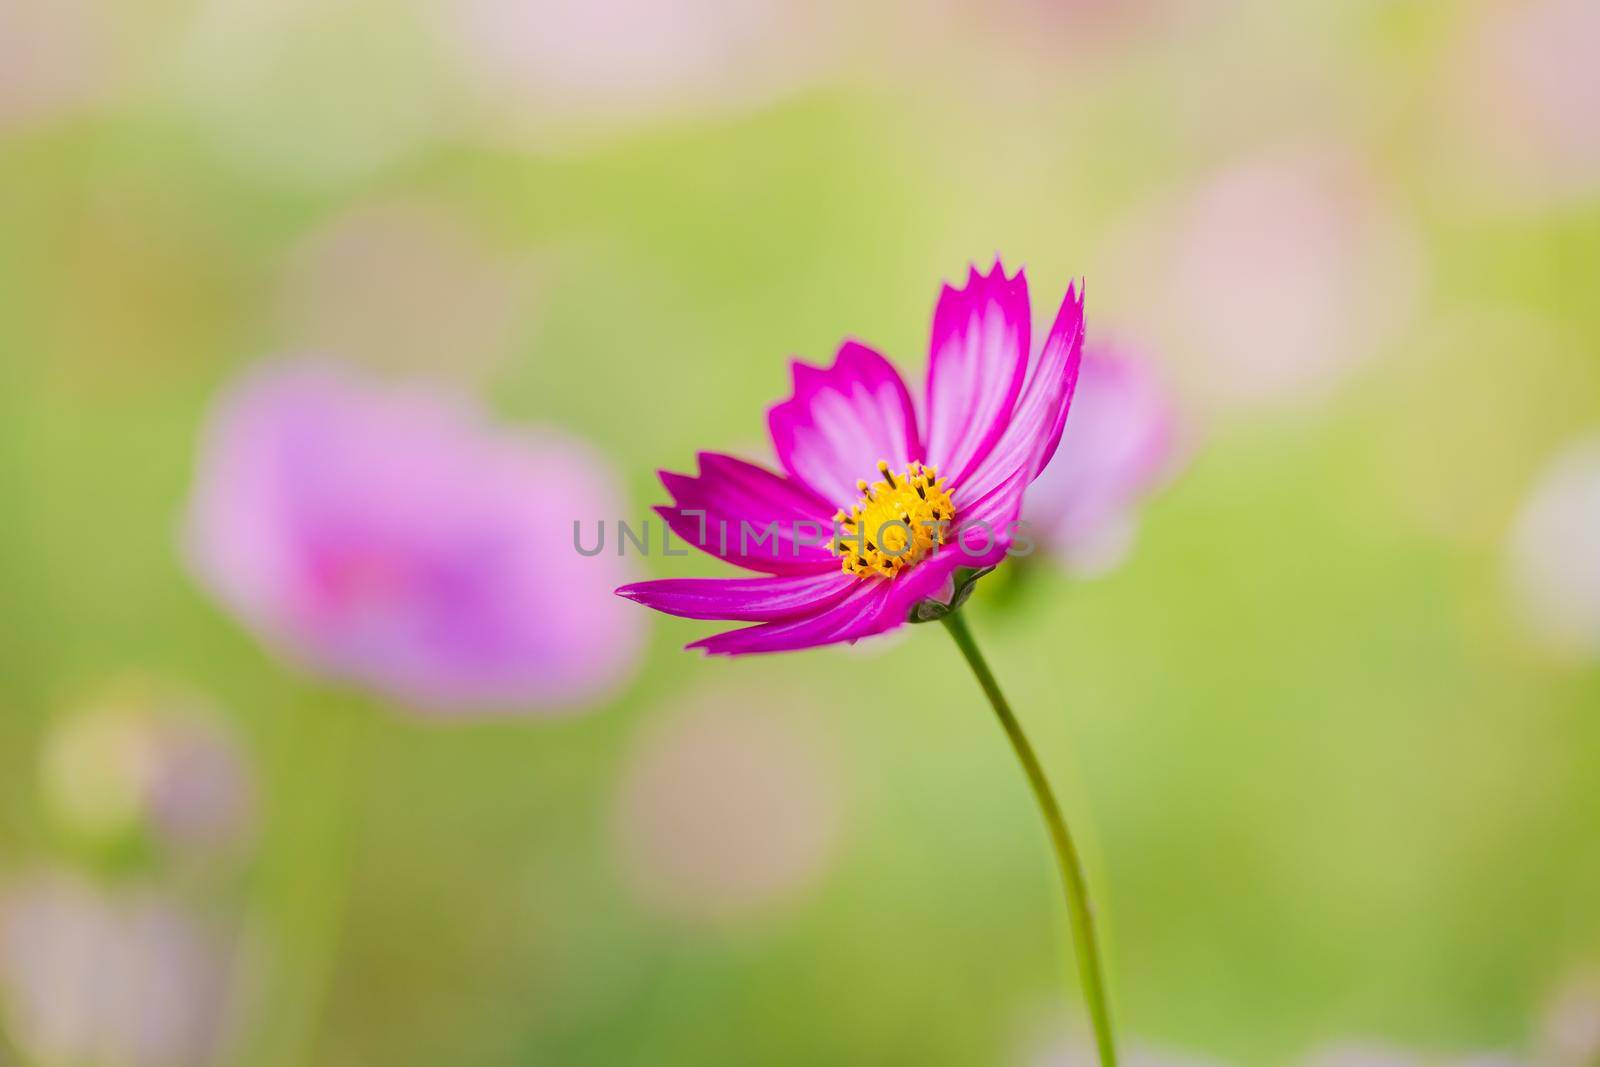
[3,0,1600,1064]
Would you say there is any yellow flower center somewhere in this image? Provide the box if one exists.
[832,460,956,578]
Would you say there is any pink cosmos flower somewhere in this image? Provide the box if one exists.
[617,262,1084,654]
[613,263,1118,1063]
[183,362,644,713]
[1024,342,1182,575]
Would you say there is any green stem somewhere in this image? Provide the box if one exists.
[941,610,1118,1067]
[239,690,365,1067]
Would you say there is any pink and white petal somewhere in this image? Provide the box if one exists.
[922,262,1031,484]
[1028,344,1182,550]
[615,571,856,622]
[954,282,1085,508]
[949,462,1035,569]
[687,578,892,656]
[767,341,921,506]
[689,553,963,656]
[657,452,836,574]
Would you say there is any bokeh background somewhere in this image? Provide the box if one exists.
[3,0,1600,1064]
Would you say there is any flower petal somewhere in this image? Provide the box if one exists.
[949,461,1035,568]
[922,261,1031,484]
[954,281,1085,509]
[615,571,857,622]
[767,341,921,506]
[688,554,962,656]
[656,452,836,574]
[1026,343,1182,553]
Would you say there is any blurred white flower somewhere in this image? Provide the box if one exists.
[1027,1028,1228,1067]
[0,875,237,1067]
[278,201,525,384]
[431,0,830,140]
[1540,969,1600,1067]
[1302,1049,1425,1067]
[611,687,842,922]
[40,682,255,855]
[1114,140,1422,412]
[176,0,447,187]
[1507,435,1600,659]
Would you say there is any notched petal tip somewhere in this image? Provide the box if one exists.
[768,339,921,505]
[786,356,829,391]
[924,257,1033,483]
[953,257,1025,294]
[833,338,881,365]
[960,259,1024,292]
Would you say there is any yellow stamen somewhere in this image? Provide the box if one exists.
[831,459,955,578]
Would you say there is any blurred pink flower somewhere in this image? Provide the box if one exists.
[905,0,1220,83]
[0,875,237,1067]
[183,363,644,713]
[1507,434,1600,660]
[145,715,255,853]
[0,0,106,130]
[435,0,828,136]
[1447,0,1600,204]
[611,688,842,921]
[1024,342,1183,576]
[1117,141,1421,411]
[41,680,255,854]
[277,201,525,385]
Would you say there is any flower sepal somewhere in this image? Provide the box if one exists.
[907,566,996,624]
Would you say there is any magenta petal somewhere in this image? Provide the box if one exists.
[657,452,836,574]
[687,582,887,656]
[688,554,962,656]
[955,281,1085,508]
[767,341,922,506]
[615,571,856,622]
[922,261,1031,484]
